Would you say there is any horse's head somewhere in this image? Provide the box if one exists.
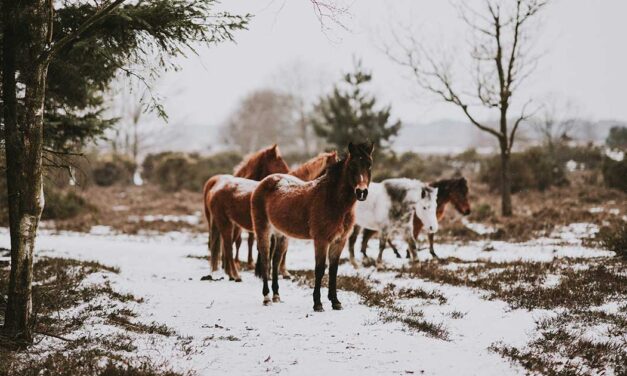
[262,144,290,176]
[415,186,439,233]
[450,177,471,216]
[347,142,374,201]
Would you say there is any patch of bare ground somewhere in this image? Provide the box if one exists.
[0,257,185,376]
[290,270,449,339]
[440,179,627,243]
[387,256,626,375]
[45,185,205,234]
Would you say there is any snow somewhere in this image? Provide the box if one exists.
[127,213,201,225]
[0,224,614,375]
[462,218,497,235]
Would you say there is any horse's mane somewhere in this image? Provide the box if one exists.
[233,145,275,178]
[430,177,468,202]
[290,151,337,181]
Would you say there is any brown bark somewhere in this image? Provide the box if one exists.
[2,0,49,343]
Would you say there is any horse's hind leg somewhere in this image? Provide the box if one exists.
[387,239,402,258]
[271,236,284,302]
[247,232,255,269]
[328,237,346,310]
[252,192,272,306]
[348,225,360,268]
[361,228,377,262]
[313,240,329,312]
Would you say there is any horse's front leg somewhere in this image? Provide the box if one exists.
[221,224,241,282]
[428,233,438,259]
[348,225,360,268]
[376,230,388,269]
[247,232,255,269]
[405,232,418,264]
[313,240,329,312]
[278,237,291,279]
[328,237,346,310]
[233,228,242,267]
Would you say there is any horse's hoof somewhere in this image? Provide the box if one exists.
[332,302,343,310]
[272,295,281,303]
[282,274,292,280]
[313,303,324,312]
[234,277,242,282]
[263,296,272,306]
[200,274,223,281]
[247,263,255,270]
[350,259,359,269]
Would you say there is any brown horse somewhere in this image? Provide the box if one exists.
[271,151,338,278]
[252,143,373,311]
[211,151,339,281]
[355,177,471,260]
[202,145,289,280]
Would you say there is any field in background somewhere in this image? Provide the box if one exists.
[1,144,626,375]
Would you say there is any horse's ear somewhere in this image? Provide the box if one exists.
[270,144,279,156]
[367,142,374,155]
[348,142,356,155]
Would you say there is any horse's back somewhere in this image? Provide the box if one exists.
[355,182,391,230]
[253,174,313,239]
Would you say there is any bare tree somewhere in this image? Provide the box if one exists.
[271,60,330,155]
[385,0,548,216]
[225,89,299,153]
[533,97,578,151]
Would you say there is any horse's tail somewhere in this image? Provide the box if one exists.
[203,177,221,271]
[254,246,264,278]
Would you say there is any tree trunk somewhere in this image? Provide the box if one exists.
[2,0,49,343]
[499,149,513,217]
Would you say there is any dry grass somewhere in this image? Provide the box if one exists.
[45,185,204,233]
[395,258,626,310]
[0,257,182,376]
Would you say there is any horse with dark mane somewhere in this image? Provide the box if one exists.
[231,151,337,278]
[356,177,471,260]
[252,142,373,311]
[202,144,289,280]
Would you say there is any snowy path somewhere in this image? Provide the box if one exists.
[0,228,609,375]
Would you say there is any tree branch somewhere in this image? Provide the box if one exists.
[41,0,125,63]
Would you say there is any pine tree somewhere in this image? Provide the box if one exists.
[0,0,249,343]
[312,61,401,153]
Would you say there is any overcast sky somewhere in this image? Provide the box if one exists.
[151,0,627,140]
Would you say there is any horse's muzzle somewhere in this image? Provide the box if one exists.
[355,188,368,201]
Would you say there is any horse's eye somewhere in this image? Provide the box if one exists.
[423,207,427,210]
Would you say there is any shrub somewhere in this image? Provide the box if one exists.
[480,147,568,193]
[92,155,136,187]
[602,157,627,192]
[142,151,242,192]
[606,125,627,150]
[595,223,627,259]
[42,188,93,220]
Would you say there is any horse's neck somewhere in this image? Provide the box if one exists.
[321,162,355,214]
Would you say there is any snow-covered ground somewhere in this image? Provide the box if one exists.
[0,226,614,375]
